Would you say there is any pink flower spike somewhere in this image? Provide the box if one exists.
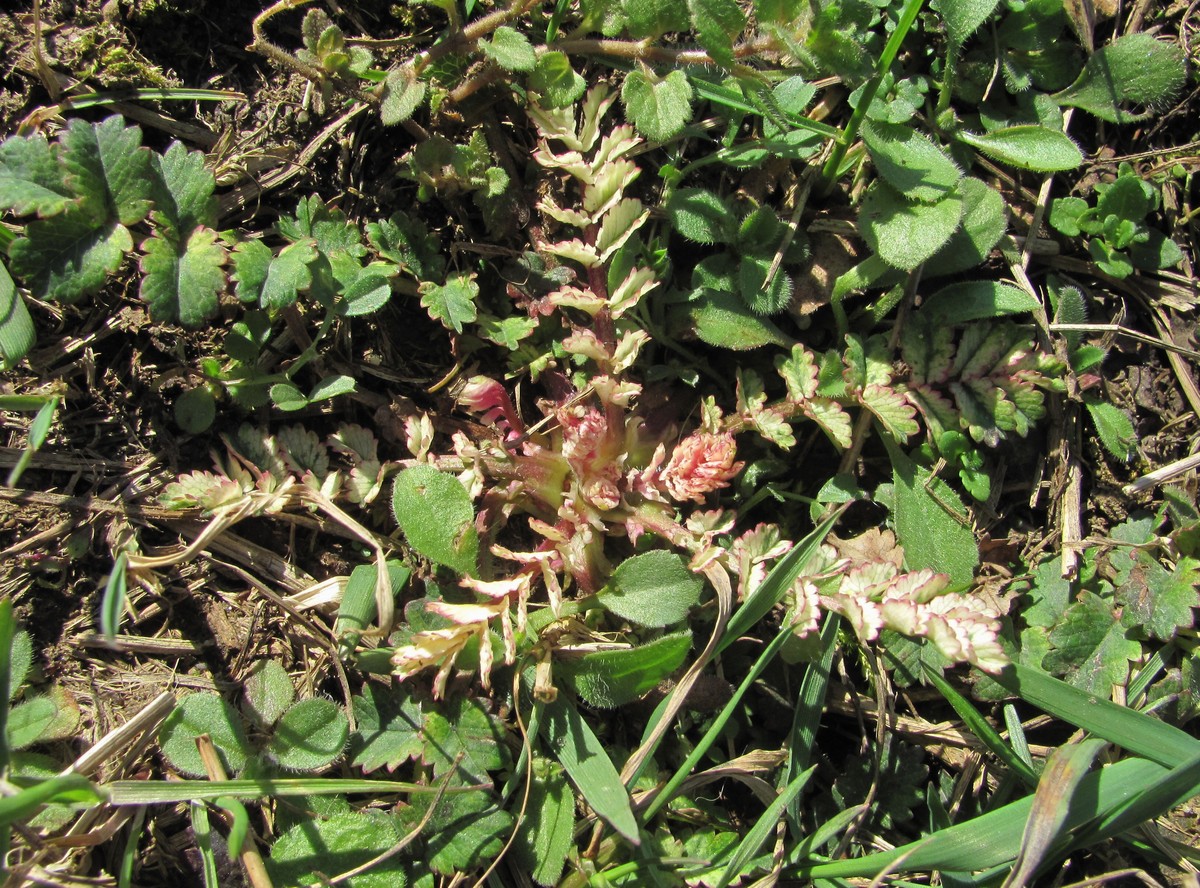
[660,432,744,503]
[458,376,526,438]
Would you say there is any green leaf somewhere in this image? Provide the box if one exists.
[862,121,962,203]
[1053,34,1187,124]
[621,68,693,142]
[419,273,478,333]
[149,141,217,235]
[1130,229,1184,272]
[529,52,586,108]
[0,133,72,216]
[713,764,815,888]
[623,0,689,38]
[1049,196,1090,238]
[336,561,410,654]
[349,684,426,773]
[512,758,574,887]
[664,187,736,244]
[270,699,349,772]
[1023,556,1072,628]
[0,773,102,829]
[422,696,505,784]
[139,227,227,327]
[381,68,427,125]
[738,255,792,315]
[859,182,963,271]
[0,261,34,370]
[689,288,790,350]
[936,0,1000,46]
[9,210,132,303]
[174,387,215,434]
[158,693,252,778]
[560,630,692,707]
[924,177,1007,277]
[1115,554,1198,643]
[956,126,1083,172]
[1042,591,1141,695]
[391,465,479,575]
[887,443,978,586]
[308,374,356,403]
[60,116,152,225]
[268,811,407,888]
[480,26,536,72]
[597,549,704,627]
[477,314,537,349]
[8,631,31,701]
[7,697,59,751]
[403,786,511,875]
[269,382,308,412]
[242,660,295,730]
[1082,396,1136,463]
[920,281,1040,326]
[687,0,745,68]
[540,693,639,844]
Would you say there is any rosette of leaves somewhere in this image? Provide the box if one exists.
[400,131,512,236]
[295,8,376,114]
[668,189,810,351]
[1048,162,1184,280]
[158,661,350,777]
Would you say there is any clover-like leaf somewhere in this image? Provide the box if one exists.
[242,660,295,730]
[158,693,252,777]
[1043,591,1141,695]
[139,226,227,327]
[621,68,693,141]
[149,141,217,236]
[419,273,478,333]
[270,698,349,771]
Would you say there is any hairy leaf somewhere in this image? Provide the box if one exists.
[0,261,33,370]
[920,281,1039,326]
[863,121,962,203]
[421,696,505,783]
[419,273,478,333]
[349,684,426,773]
[480,26,536,72]
[158,693,252,778]
[689,288,790,350]
[242,660,295,730]
[621,68,693,141]
[403,786,511,874]
[957,126,1083,172]
[665,187,736,244]
[1115,553,1199,643]
[391,465,478,575]
[512,758,574,887]
[859,182,963,270]
[269,812,407,888]
[1053,34,1187,124]
[687,0,745,68]
[598,549,705,627]
[936,0,1001,46]
[9,210,132,303]
[888,443,978,586]
[560,630,692,707]
[270,699,349,772]
[1083,396,1136,463]
[923,177,1007,277]
[139,227,227,326]
[529,52,587,108]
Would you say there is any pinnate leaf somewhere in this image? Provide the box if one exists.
[419,273,478,333]
[350,684,426,773]
[1115,554,1199,642]
[139,227,227,326]
[621,68,693,141]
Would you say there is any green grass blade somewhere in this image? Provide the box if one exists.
[0,774,104,826]
[785,614,841,826]
[788,757,1169,878]
[63,88,248,110]
[541,693,640,845]
[714,765,816,888]
[189,802,221,888]
[100,552,128,642]
[720,506,843,654]
[924,664,1038,786]
[105,777,482,804]
[992,663,1200,765]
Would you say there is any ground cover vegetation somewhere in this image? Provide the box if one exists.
[0,0,1198,884]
